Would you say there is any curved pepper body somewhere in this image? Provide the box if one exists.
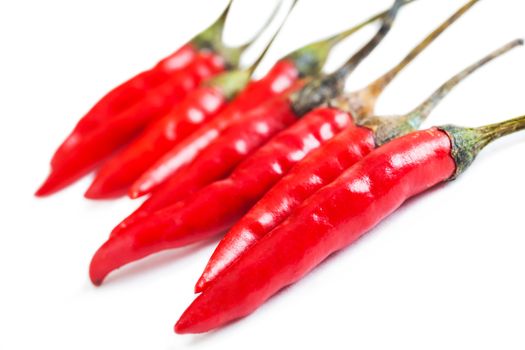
[113,84,303,235]
[140,96,297,203]
[129,59,302,198]
[50,45,206,168]
[84,86,228,198]
[196,111,375,292]
[90,106,351,284]
[37,53,224,197]
[75,44,199,134]
[175,128,456,333]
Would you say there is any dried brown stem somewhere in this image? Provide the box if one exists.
[291,0,403,116]
[341,0,480,119]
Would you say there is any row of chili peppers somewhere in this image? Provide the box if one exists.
[37,0,524,334]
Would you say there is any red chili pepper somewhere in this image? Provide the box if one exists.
[71,2,236,135]
[88,1,407,284]
[93,36,519,289]
[47,2,238,168]
[128,4,404,199]
[195,38,520,292]
[107,8,398,233]
[126,86,303,211]
[36,53,225,197]
[83,1,298,199]
[111,79,305,234]
[35,1,280,197]
[174,110,525,334]
[84,86,228,198]
[89,104,349,285]
[116,0,464,234]
[74,44,197,135]
[110,1,404,234]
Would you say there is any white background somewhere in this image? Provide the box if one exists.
[1,0,524,349]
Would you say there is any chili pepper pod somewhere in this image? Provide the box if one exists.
[90,104,351,286]
[167,0,403,200]
[174,99,525,335]
[111,78,304,235]
[45,1,240,169]
[72,1,239,135]
[195,38,522,293]
[110,3,408,235]
[128,1,414,200]
[35,54,225,197]
[35,1,282,197]
[116,1,402,219]
[83,1,298,199]
[88,0,404,286]
[52,0,285,146]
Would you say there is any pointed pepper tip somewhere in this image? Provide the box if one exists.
[194,277,206,294]
[35,175,60,197]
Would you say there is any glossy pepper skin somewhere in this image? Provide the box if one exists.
[36,53,225,196]
[84,86,228,198]
[92,60,300,200]
[83,1,299,199]
[130,59,302,198]
[46,50,226,173]
[72,44,199,136]
[36,0,287,197]
[58,0,237,138]
[175,128,457,334]
[193,34,524,292]
[90,107,352,285]
[91,0,402,277]
[138,89,300,202]
[175,109,525,333]
[112,78,304,236]
[128,1,405,199]
[195,113,375,291]
[108,0,403,234]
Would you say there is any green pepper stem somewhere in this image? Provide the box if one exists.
[291,0,403,117]
[192,0,284,68]
[208,0,297,100]
[350,0,480,119]
[476,114,525,147]
[286,0,415,78]
[191,0,233,51]
[440,112,525,180]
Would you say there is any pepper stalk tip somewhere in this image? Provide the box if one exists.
[440,113,525,180]
[35,171,71,197]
